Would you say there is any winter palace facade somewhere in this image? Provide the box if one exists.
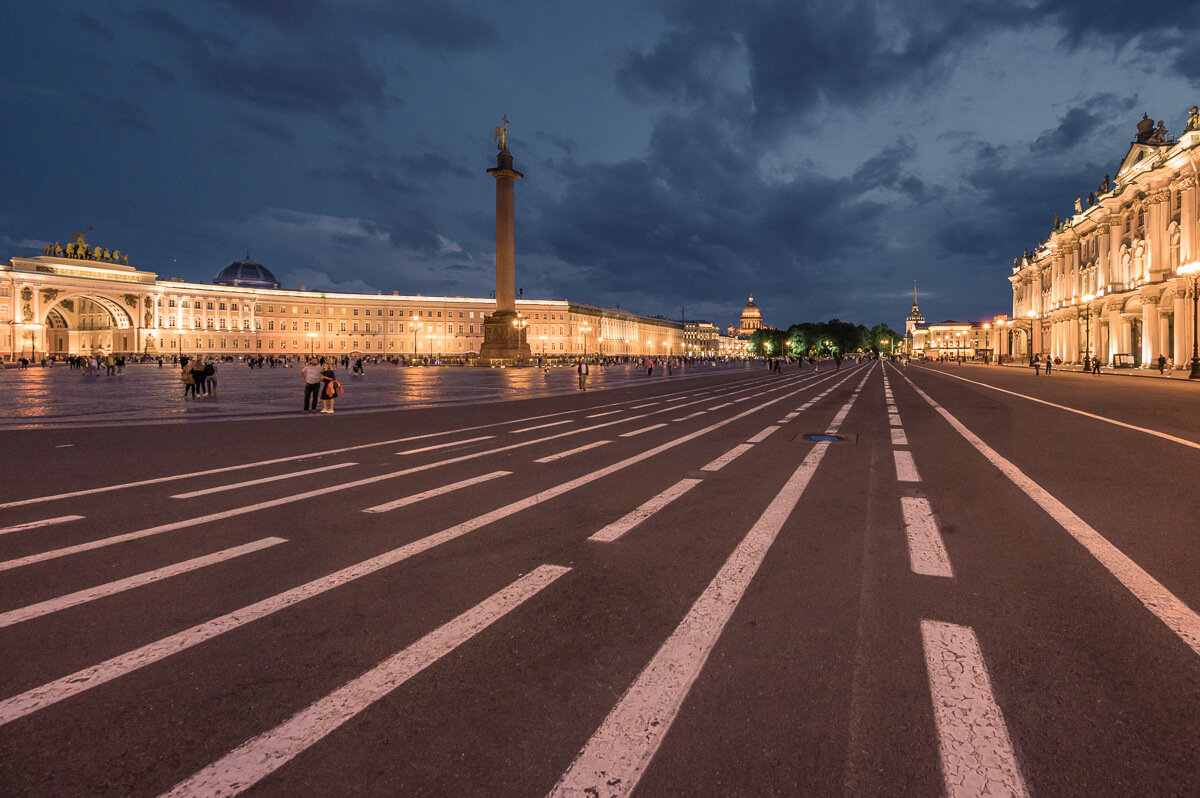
[1005,110,1200,368]
[0,241,684,362]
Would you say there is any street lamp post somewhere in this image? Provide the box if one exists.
[306,331,318,359]
[1179,262,1200,379]
[409,316,422,360]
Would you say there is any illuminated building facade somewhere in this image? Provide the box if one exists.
[1006,109,1200,369]
[1,246,683,361]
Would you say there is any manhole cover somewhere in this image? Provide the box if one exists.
[803,433,845,442]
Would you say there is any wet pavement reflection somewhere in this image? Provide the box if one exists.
[0,361,754,428]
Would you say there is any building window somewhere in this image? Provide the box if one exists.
[340,322,347,332]
[218,302,226,311]
[206,302,215,310]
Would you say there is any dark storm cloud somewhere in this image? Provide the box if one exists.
[309,165,425,200]
[397,152,473,180]
[530,110,902,309]
[617,0,1020,136]
[235,113,297,145]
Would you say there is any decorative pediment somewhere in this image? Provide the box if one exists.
[1114,143,1168,182]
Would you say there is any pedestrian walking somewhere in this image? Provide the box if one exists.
[1032,355,1041,375]
[1157,353,1167,374]
[1092,357,1101,374]
[190,357,208,395]
[301,357,323,413]
[577,359,589,390]
[1046,357,1054,375]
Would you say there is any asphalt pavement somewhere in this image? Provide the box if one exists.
[1,359,1198,796]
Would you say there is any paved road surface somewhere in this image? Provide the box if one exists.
[1,361,1197,796]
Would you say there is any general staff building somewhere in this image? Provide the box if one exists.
[1,248,685,362]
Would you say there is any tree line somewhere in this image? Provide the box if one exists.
[747,320,902,358]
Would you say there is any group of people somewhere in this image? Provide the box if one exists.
[180,355,217,397]
[1031,354,1102,375]
[301,357,343,413]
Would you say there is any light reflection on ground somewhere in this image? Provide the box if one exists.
[0,361,755,428]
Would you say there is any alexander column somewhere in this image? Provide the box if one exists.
[478,116,532,366]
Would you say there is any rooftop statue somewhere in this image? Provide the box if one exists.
[1189,106,1200,132]
[1099,174,1111,193]
[1149,121,1168,145]
[1074,196,1083,214]
[492,115,509,152]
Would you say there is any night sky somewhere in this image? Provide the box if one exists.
[3,1,1199,331]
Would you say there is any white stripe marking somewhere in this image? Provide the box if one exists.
[396,435,494,455]
[0,538,287,629]
[708,402,732,410]
[922,619,1029,798]
[747,425,779,444]
[171,462,357,499]
[896,367,1200,658]
[890,428,908,445]
[362,471,510,513]
[888,412,902,426]
[901,497,953,578]
[535,440,611,463]
[701,444,753,472]
[0,375,839,724]
[511,420,574,434]
[589,479,703,542]
[619,424,667,438]
[894,450,921,482]
[631,402,660,409]
[552,375,867,798]
[672,411,706,422]
[586,410,622,418]
[162,565,570,798]
[0,515,85,537]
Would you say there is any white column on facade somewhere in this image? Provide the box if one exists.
[1147,190,1171,281]
[1181,177,1198,265]
[1141,298,1159,365]
[1175,291,1190,365]
[1108,221,1124,289]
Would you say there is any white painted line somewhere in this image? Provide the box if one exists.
[535,440,612,463]
[672,411,706,422]
[922,619,1029,798]
[162,565,570,798]
[619,424,667,438]
[362,471,511,514]
[589,479,703,542]
[747,425,779,444]
[0,538,287,629]
[916,367,1200,451]
[171,463,358,499]
[631,402,660,410]
[901,497,953,578]
[708,403,733,410]
[888,413,902,426]
[0,375,843,724]
[895,367,1200,660]
[783,412,799,420]
[586,410,622,418]
[732,396,753,403]
[890,428,908,446]
[701,444,753,472]
[552,376,866,798]
[0,515,85,537]
[894,450,921,482]
[396,435,494,455]
[511,420,574,434]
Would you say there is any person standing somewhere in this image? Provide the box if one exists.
[1157,353,1167,374]
[302,357,323,413]
[320,360,340,413]
[1032,355,1041,375]
[1092,356,1101,375]
[577,359,589,390]
[191,356,208,396]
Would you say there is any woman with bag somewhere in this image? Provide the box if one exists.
[320,360,341,414]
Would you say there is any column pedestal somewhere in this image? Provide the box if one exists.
[478,310,531,366]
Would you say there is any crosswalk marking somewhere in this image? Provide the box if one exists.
[396,435,494,455]
[535,440,611,463]
[552,371,869,798]
[0,538,287,629]
[170,463,358,499]
[589,479,702,542]
[619,423,667,438]
[162,565,571,798]
[362,471,511,513]
[0,515,84,537]
[746,425,779,443]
